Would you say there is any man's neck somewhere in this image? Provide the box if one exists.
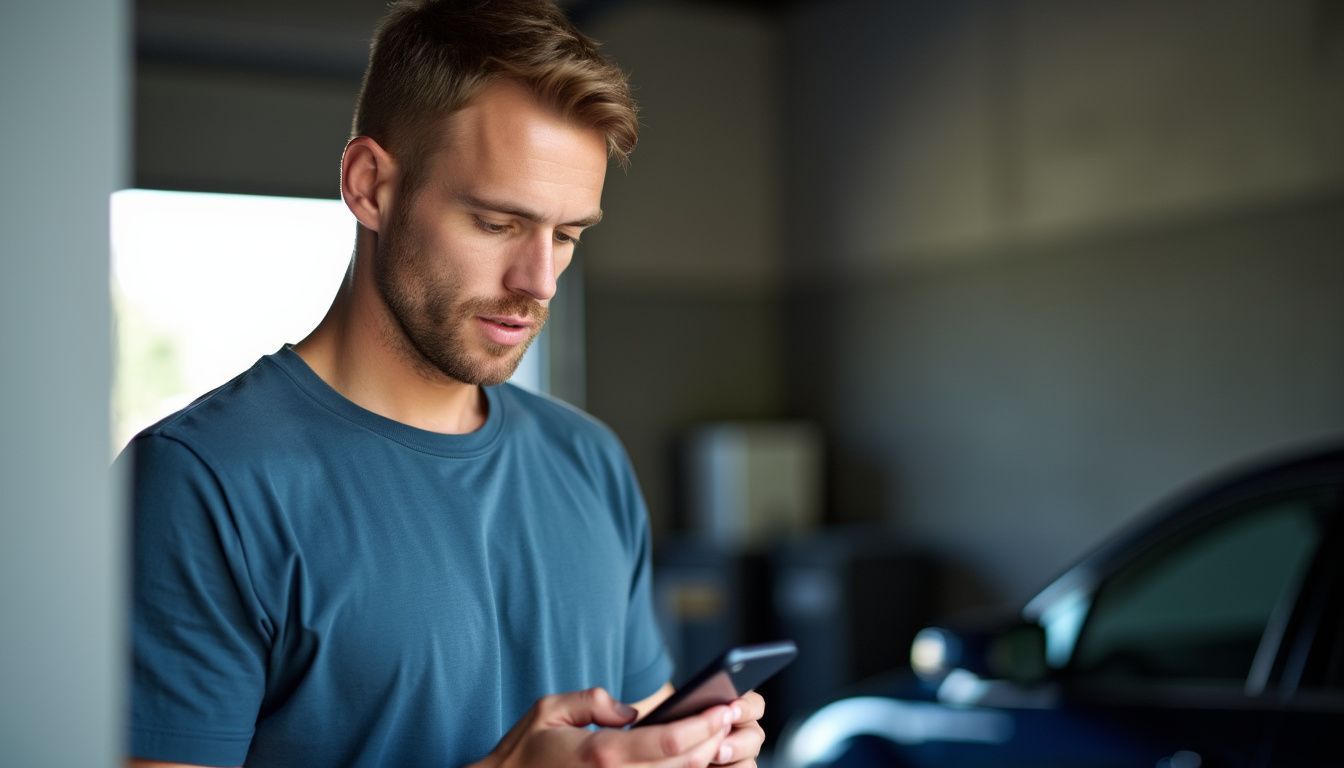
[293,261,488,435]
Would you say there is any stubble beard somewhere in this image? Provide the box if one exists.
[374,214,548,387]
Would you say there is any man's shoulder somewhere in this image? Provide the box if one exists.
[495,384,646,528]
[496,384,626,456]
[496,384,615,436]
[131,352,312,465]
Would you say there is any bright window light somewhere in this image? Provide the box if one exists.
[110,189,545,454]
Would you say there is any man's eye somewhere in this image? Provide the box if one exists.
[474,217,507,234]
[555,231,580,245]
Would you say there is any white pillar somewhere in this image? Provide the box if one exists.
[0,1,127,765]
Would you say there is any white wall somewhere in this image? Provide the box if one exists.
[0,2,127,765]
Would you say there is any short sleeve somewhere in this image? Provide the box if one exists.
[120,433,269,766]
[617,466,674,702]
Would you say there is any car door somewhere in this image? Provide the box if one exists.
[1051,485,1336,768]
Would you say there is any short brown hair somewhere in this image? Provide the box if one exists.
[352,0,638,181]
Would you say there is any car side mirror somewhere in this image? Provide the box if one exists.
[911,621,1048,685]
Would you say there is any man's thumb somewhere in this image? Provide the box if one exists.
[549,687,639,728]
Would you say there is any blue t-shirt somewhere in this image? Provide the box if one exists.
[120,346,672,767]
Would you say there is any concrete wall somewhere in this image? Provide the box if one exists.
[584,3,787,531]
[783,0,1344,606]
[136,63,357,197]
[134,0,374,197]
[0,2,127,765]
[784,0,1344,270]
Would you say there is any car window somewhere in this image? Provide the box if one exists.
[1070,491,1328,685]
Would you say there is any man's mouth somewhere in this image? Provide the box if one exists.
[481,315,532,329]
[476,314,536,347]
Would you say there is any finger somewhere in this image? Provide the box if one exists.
[641,715,731,768]
[713,722,765,765]
[540,687,639,729]
[622,704,732,763]
[729,691,765,724]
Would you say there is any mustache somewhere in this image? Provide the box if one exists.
[459,295,548,322]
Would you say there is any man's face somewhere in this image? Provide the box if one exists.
[375,81,608,386]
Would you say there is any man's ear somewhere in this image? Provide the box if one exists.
[341,136,399,233]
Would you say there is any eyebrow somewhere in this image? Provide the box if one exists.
[457,193,603,228]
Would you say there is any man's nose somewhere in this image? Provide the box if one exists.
[504,232,557,302]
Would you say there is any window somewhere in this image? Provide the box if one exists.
[1070,492,1327,685]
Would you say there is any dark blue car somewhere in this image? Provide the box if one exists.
[777,441,1344,768]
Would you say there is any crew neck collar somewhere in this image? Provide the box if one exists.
[269,344,506,458]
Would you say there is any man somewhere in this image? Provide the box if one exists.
[119,1,766,766]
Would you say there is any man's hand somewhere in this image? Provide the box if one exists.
[474,687,734,768]
[710,690,765,767]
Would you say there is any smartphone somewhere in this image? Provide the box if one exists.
[634,640,798,727]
